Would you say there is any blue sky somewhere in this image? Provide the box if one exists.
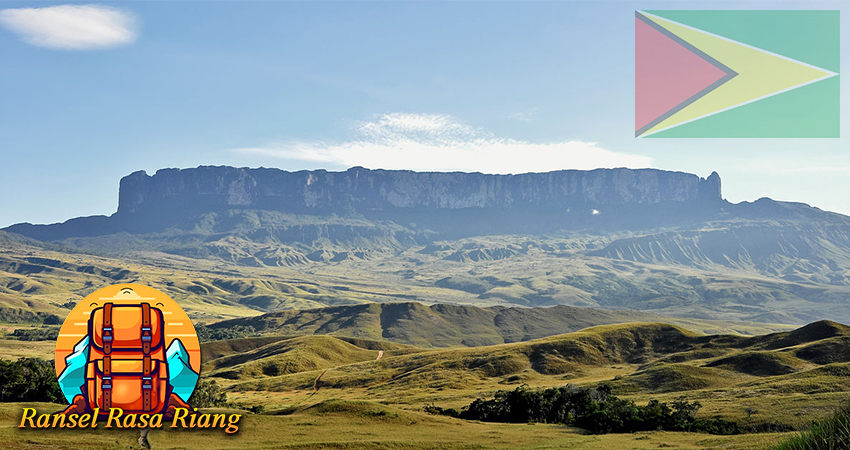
[0,0,848,227]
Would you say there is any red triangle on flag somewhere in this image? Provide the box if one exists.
[635,16,730,133]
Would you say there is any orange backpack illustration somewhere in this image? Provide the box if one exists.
[57,285,200,420]
[86,302,168,414]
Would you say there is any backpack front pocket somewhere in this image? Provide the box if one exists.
[86,359,168,413]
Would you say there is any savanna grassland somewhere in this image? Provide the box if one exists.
[3,183,850,449]
[3,319,850,449]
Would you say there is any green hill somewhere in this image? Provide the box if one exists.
[705,352,808,376]
[196,320,850,423]
[212,323,692,389]
[204,335,394,379]
[208,301,793,348]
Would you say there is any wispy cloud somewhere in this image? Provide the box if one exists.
[763,167,850,174]
[0,4,138,50]
[734,162,850,175]
[234,113,651,174]
[507,108,537,122]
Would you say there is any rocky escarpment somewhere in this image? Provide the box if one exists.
[4,167,728,241]
[7,166,726,241]
[117,166,722,215]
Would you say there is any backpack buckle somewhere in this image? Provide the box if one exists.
[103,334,113,342]
[102,376,112,390]
[141,326,152,342]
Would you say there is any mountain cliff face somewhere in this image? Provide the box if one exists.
[117,166,723,215]
[5,167,727,241]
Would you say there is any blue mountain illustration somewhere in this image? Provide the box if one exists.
[57,336,89,404]
[166,338,199,402]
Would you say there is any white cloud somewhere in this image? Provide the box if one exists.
[507,108,537,122]
[234,113,652,174]
[745,166,850,174]
[0,4,138,50]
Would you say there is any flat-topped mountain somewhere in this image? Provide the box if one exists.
[117,166,722,213]
[8,166,848,244]
[6,167,729,240]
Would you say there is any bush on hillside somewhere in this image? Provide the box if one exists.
[189,379,228,407]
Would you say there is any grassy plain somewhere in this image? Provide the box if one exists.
[0,401,790,450]
[2,318,847,449]
[2,229,848,449]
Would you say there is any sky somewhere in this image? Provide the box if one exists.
[0,0,848,228]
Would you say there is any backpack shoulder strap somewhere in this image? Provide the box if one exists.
[141,303,153,412]
[141,303,152,353]
[102,303,113,354]
[102,303,113,411]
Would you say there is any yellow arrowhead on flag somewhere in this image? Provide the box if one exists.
[639,12,837,137]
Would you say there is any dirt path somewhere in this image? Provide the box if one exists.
[313,368,328,392]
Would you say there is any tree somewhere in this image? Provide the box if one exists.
[188,379,228,407]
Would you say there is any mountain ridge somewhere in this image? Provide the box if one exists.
[207,301,793,348]
[5,166,729,240]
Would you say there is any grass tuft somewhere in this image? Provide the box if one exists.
[775,403,850,450]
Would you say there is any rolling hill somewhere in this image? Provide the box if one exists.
[197,320,850,429]
[208,301,793,347]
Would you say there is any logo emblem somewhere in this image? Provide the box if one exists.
[636,10,839,138]
[54,284,200,418]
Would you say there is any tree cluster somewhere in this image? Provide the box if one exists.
[194,323,257,343]
[0,358,64,403]
[5,327,60,341]
[0,307,62,324]
[426,384,742,435]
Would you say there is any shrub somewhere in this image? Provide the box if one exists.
[424,404,459,418]
[188,379,228,407]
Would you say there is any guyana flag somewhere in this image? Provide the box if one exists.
[635,10,839,138]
